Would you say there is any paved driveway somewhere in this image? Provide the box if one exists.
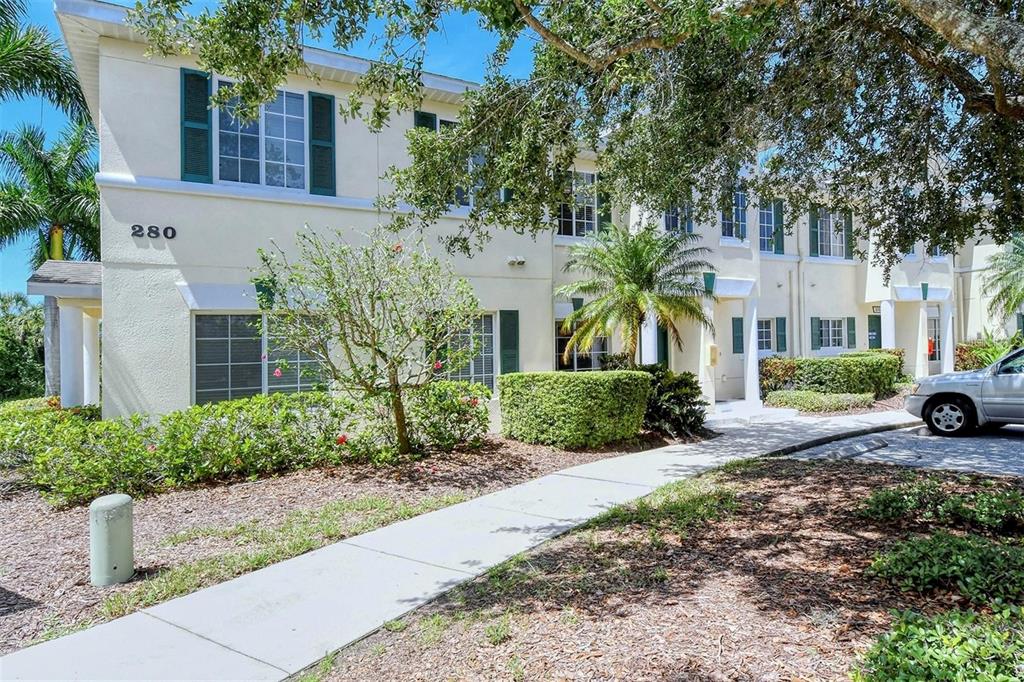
[793,424,1024,477]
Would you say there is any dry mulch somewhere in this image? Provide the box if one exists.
[0,434,670,656]
[329,458,1015,682]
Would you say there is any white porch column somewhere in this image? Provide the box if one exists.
[911,301,929,379]
[58,304,84,408]
[880,299,896,348]
[743,296,761,404]
[82,314,100,405]
[639,309,658,365]
[940,302,955,374]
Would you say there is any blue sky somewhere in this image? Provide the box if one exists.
[0,0,535,295]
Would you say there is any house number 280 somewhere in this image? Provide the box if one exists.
[131,224,176,239]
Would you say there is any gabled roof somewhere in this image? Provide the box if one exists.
[27,259,102,299]
[54,0,479,123]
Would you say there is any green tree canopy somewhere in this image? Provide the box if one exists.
[132,0,1024,272]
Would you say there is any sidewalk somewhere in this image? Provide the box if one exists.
[0,411,919,681]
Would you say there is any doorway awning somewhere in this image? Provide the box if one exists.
[27,260,101,299]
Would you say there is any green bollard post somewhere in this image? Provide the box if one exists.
[89,494,134,586]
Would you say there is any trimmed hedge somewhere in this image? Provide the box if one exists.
[760,353,900,397]
[498,371,651,448]
[765,390,875,413]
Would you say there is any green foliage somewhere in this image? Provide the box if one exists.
[603,362,707,438]
[0,397,98,469]
[588,476,736,535]
[955,330,1024,371]
[868,532,1024,605]
[853,607,1024,682]
[759,353,900,397]
[498,371,650,448]
[982,234,1024,324]
[860,479,1024,533]
[407,380,491,452]
[764,389,875,412]
[0,293,44,400]
[555,224,713,364]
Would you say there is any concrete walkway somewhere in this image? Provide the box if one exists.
[0,411,918,681]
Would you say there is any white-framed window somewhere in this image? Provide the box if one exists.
[758,204,775,253]
[816,210,846,258]
[193,313,321,404]
[216,82,307,191]
[665,204,694,233]
[929,245,945,258]
[721,186,747,239]
[757,319,774,351]
[927,316,941,361]
[555,321,608,371]
[558,172,597,237]
[819,318,846,349]
[449,314,496,390]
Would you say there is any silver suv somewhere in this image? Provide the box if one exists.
[905,348,1024,436]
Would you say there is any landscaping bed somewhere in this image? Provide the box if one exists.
[326,458,1024,681]
[0,433,668,656]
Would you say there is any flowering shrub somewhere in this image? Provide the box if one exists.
[408,380,491,452]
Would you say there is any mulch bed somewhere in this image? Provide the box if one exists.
[0,434,670,656]
[329,458,1018,681]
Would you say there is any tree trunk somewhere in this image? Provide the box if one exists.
[49,224,64,261]
[43,295,60,397]
[388,369,412,455]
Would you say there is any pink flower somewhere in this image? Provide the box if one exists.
[261,353,268,361]
[393,243,403,253]
[336,434,348,445]
[146,444,157,453]
[433,360,443,370]
[273,367,283,378]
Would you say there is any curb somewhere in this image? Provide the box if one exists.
[764,419,923,458]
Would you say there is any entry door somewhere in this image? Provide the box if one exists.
[982,350,1024,420]
[867,315,882,349]
[927,316,941,375]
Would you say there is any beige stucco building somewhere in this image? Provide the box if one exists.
[35,0,1024,418]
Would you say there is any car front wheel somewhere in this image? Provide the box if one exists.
[924,396,975,436]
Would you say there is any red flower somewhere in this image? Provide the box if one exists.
[470,398,479,407]
[393,243,403,253]
[146,444,157,453]
[273,367,283,378]
[336,434,348,445]
[433,360,443,370]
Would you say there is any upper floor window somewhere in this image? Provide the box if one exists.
[758,204,775,253]
[721,186,747,240]
[558,172,597,237]
[665,204,694,233]
[217,83,306,190]
[929,245,945,258]
[816,210,846,258]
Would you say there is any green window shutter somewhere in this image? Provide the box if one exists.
[1017,312,1023,335]
[308,92,335,196]
[775,316,787,353]
[657,324,669,366]
[499,310,519,374]
[414,110,437,130]
[808,205,819,257]
[732,317,743,354]
[844,211,855,260]
[773,199,784,255]
[180,68,212,183]
[571,297,583,312]
[811,316,821,351]
[596,173,611,231]
[846,316,856,348]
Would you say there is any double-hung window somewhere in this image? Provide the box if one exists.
[449,314,496,390]
[217,83,306,190]
[929,245,945,258]
[555,321,607,370]
[665,204,694,233]
[558,172,597,237]
[721,187,747,239]
[758,204,776,253]
[756,319,774,352]
[193,314,320,404]
[819,318,846,349]
[816,210,846,258]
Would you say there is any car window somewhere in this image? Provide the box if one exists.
[998,351,1024,375]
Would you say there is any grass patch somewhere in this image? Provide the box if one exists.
[383,618,407,632]
[853,607,1024,682]
[102,493,466,619]
[868,532,1024,605]
[295,652,338,682]
[483,613,512,645]
[585,476,736,536]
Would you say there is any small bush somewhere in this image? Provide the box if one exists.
[599,362,706,438]
[0,399,100,469]
[764,390,875,412]
[956,331,1024,371]
[860,480,1024,533]
[407,380,491,452]
[498,371,651,448]
[854,607,1024,682]
[868,532,1024,605]
[759,353,900,397]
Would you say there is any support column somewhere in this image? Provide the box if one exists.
[880,299,896,348]
[639,310,657,365]
[58,304,84,408]
[743,296,761,405]
[910,301,929,379]
[940,302,955,374]
[83,314,100,405]
[43,296,60,396]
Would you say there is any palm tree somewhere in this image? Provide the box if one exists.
[0,123,99,395]
[982,234,1024,326]
[0,0,88,120]
[556,224,715,367]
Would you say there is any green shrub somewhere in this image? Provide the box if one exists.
[868,532,1024,605]
[759,353,900,397]
[498,371,651,448]
[407,380,491,452]
[764,390,875,412]
[599,361,707,438]
[860,480,1024,533]
[955,330,1024,371]
[0,399,100,469]
[854,607,1024,682]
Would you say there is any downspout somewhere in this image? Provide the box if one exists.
[795,214,806,356]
